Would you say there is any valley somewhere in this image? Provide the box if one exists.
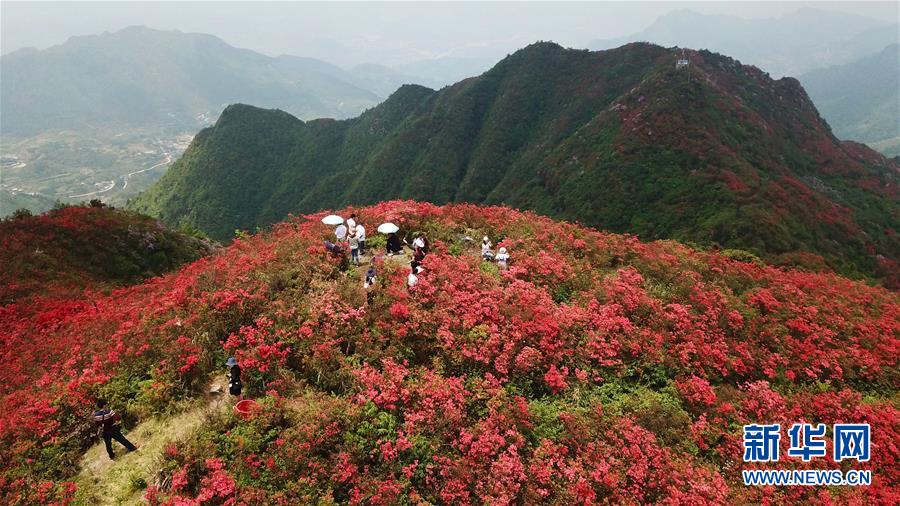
[1,128,194,213]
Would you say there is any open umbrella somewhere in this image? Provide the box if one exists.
[321,214,344,225]
[377,222,400,234]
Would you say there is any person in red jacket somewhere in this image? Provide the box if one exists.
[93,399,137,459]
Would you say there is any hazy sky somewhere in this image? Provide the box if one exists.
[2,1,897,65]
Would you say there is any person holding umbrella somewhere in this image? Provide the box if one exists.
[386,233,404,255]
[378,223,404,255]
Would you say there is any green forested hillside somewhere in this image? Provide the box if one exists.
[131,42,900,283]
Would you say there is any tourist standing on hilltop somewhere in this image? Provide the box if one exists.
[364,266,377,288]
[92,399,137,460]
[496,247,510,270]
[227,357,243,400]
[386,232,404,256]
[411,244,426,272]
[481,236,493,260]
[347,214,358,238]
[364,266,377,303]
[355,223,366,255]
[349,234,360,265]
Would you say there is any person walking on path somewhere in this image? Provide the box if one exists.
[92,399,137,460]
[227,357,243,400]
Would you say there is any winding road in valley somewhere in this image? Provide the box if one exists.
[67,153,173,198]
[122,153,173,189]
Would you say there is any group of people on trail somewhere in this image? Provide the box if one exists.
[331,214,367,265]
[481,236,510,270]
[89,221,512,464]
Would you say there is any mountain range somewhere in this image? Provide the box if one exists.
[0,26,428,137]
[130,42,899,284]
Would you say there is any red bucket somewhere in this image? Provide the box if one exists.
[233,399,261,419]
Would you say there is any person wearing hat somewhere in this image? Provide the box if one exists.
[496,247,510,270]
[226,357,243,399]
[364,266,377,288]
[92,399,137,460]
[364,266,377,303]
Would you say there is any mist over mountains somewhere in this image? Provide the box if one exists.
[590,8,899,78]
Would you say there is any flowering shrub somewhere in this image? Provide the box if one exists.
[0,204,211,303]
[1,201,897,504]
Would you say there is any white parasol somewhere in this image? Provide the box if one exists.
[377,222,400,234]
[321,214,344,225]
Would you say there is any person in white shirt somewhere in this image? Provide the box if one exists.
[346,214,358,238]
[355,223,366,255]
[496,247,510,270]
[481,236,493,260]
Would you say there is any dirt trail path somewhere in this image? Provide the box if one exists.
[76,376,230,505]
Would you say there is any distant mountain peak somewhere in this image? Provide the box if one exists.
[132,42,899,283]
